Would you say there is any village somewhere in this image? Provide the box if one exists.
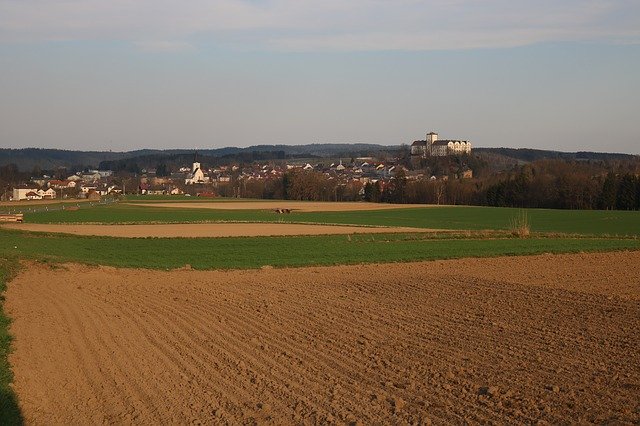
[6,131,474,201]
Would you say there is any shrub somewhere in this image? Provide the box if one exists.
[510,210,531,238]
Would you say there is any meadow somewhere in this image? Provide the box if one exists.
[21,201,640,236]
[1,227,639,270]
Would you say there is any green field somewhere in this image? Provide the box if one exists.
[23,202,640,236]
[1,227,639,270]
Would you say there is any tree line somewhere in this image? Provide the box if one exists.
[4,155,640,211]
[227,158,640,210]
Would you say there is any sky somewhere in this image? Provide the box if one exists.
[1,0,639,154]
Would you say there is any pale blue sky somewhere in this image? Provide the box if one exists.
[1,1,639,153]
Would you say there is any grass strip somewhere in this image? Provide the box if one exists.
[23,204,640,236]
[0,258,23,425]
[2,228,639,270]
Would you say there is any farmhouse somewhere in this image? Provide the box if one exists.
[411,131,472,157]
[81,171,102,182]
[13,187,40,201]
[11,186,56,200]
[25,191,41,200]
[80,184,97,194]
[147,186,168,195]
[48,180,77,189]
[39,188,57,199]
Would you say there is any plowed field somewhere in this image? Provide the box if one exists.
[6,252,640,424]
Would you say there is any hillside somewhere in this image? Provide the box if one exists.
[0,144,394,171]
[1,145,636,172]
[475,148,636,164]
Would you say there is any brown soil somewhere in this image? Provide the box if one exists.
[127,200,433,212]
[6,252,640,424]
[1,223,438,238]
[0,199,90,207]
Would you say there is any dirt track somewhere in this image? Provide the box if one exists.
[2,223,435,237]
[6,252,640,424]
[127,200,430,212]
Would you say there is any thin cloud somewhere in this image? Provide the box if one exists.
[0,0,638,51]
[134,40,196,53]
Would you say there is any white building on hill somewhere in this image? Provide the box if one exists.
[411,131,472,157]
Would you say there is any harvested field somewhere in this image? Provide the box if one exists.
[6,252,640,424]
[127,201,431,212]
[1,223,437,238]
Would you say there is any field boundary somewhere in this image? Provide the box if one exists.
[0,258,23,424]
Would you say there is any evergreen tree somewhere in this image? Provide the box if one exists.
[616,174,637,210]
[156,163,170,177]
[598,173,618,210]
[363,182,373,202]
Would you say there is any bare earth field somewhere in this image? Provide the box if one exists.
[0,199,90,208]
[6,252,640,424]
[127,201,431,212]
[1,222,436,237]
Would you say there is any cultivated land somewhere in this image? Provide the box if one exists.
[6,252,640,424]
[1,223,442,238]
[21,201,640,236]
[2,227,639,270]
[0,199,91,208]
[1,199,639,423]
[128,200,428,212]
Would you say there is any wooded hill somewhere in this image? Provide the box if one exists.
[1,146,636,172]
[0,144,395,171]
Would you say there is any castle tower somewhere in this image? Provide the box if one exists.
[426,132,438,156]
[426,132,438,144]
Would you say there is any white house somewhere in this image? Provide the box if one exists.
[48,180,77,189]
[89,170,113,178]
[81,172,102,182]
[80,184,97,194]
[38,188,57,199]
